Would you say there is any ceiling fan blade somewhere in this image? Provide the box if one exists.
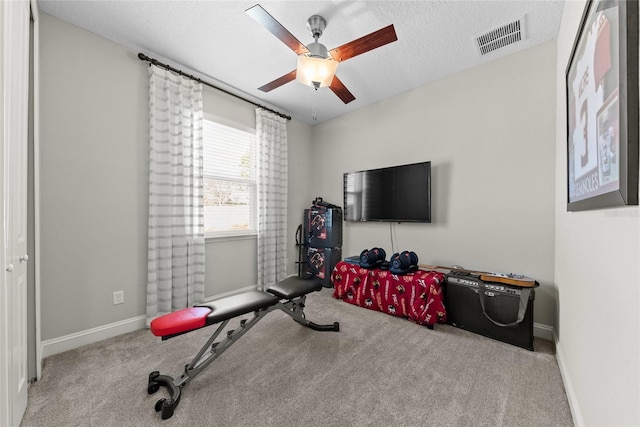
[258,69,297,92]
[246,4,309,55]
[329,75,356,104]
[329,24,397,62]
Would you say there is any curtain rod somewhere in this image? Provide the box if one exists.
[137,52,291,121]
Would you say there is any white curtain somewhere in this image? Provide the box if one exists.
[256,109,288,290]
[146,65,205,325]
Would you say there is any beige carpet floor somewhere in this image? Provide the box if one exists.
[21,288,573,426]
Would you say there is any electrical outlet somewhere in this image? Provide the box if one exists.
[113,290,124,305]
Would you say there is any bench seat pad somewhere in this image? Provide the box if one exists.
[149,279,320,338]
[198,291,279,325]
[268,276,322,299]
[150,307,212,337]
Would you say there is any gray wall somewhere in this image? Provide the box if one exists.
[554,2,639,425]
[39,13,149,340]
[310,41,557,329]
[38,13,314,340]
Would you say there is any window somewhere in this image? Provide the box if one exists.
[203,117,257,237]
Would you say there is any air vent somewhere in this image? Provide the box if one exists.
[474,16,526,56]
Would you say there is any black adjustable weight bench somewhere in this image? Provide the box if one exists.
[147,276,340,420]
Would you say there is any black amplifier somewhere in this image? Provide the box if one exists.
[444,272,536,351]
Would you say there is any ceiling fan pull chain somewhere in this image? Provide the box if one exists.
[312,88,318,122]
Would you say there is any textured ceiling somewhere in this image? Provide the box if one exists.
[37,0,565,124]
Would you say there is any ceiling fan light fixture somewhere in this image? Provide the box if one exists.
[296,54,338,88]
[247,5,397,104]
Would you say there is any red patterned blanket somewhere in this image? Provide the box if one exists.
[331,261,447,326]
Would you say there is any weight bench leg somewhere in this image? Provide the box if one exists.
[274,294,340,332]
[148,310,269,419]
[147,290,339,420]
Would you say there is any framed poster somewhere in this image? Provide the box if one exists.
[566,0,638,211]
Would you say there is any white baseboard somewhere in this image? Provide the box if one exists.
[40,285,257,360]
[533,322,554,341]
[554,329,584,426]
[41,315,147,359]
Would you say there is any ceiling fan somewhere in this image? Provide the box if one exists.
[246,4,398,104]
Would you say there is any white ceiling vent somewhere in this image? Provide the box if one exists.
[474,16,526,56]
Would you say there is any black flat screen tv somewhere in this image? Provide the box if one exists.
[343,161,431,223]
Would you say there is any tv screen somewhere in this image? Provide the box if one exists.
[343,161,431,223]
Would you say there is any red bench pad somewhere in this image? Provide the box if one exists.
[150,307,212,337]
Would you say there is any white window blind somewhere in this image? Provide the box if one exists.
[203,118,257,237]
